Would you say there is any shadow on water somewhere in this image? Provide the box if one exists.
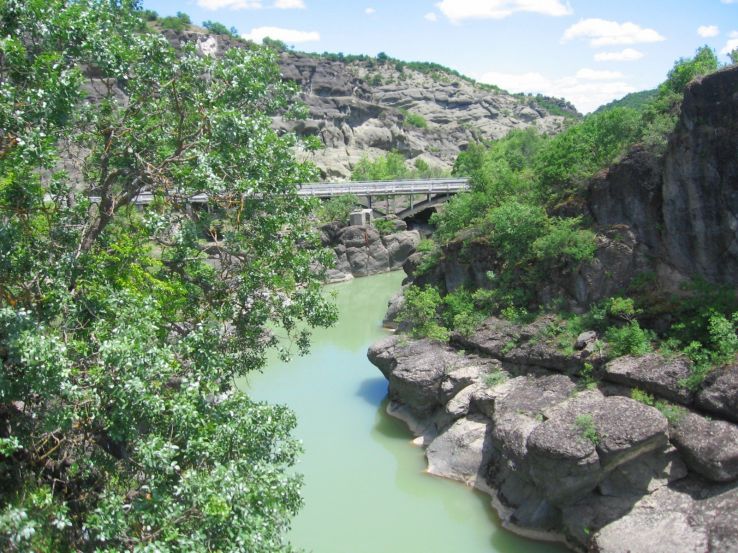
[355,377,388,406]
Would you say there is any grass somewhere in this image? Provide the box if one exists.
[575,414,600,445]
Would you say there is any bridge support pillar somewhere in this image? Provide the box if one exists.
[368,195,372,209]
[410,194,414,212]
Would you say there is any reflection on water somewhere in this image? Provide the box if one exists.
[241,271,566,553]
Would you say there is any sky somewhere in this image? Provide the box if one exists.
[143,0,738,113]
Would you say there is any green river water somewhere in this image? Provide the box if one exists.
[242,271,566,553]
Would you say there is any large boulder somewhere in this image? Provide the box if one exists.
[367,336,481,417]
[527,395,668,505]
[697,363,738,423]
[426,414,493,484]
[670,412,738,483]
[604,353,694,405]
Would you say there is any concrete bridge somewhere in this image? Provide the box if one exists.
[94,177,470,218]
[300,177,469,219]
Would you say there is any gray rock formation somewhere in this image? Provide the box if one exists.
[604,353,694,405]
[368,324,738,552]
[587,65,738,291]
[320,223,420,281]
[276,52,570,179]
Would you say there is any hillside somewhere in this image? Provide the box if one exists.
[165,29,578,180]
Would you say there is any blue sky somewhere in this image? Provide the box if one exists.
[143,0,738,112]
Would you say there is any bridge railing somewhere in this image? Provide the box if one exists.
[297,177,469,197]
[85,178,470,205]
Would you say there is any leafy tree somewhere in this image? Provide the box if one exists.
[660,45,718,96]
[160,11,192,31]
[203,20,235,36]
[730,48,738,65]
[0,1,336,550]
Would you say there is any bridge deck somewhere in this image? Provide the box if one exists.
[297,178,469,197]
[85,178,470,205]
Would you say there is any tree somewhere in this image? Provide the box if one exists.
[730,48,738,65]
[203,20,235,36]
[0,1,335,550]
[661,45,719,95]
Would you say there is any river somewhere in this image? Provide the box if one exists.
[242,271,566,553]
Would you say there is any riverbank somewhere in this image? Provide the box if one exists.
[241,272,566,553]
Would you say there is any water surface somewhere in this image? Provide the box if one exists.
[242,271,565,553]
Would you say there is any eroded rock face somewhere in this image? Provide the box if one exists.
[670,412,738,483]
[697,363,738,423]
[603,353,694,405]
[587,65,738,291]
[321,223,420,281]
[368,330,738,552]
[277,52,570,179]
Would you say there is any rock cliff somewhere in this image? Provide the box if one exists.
[162,30,574,180]
[319,219,420,282]
[588,65,738,292]
[276,53,570,179]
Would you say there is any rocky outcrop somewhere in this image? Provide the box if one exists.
[587,65,738,292]
[320,221,420,281]
[277,53,570,179]
[367,318,738,552]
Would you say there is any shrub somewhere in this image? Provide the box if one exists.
[397,286,449,341]
[532,216,596,267]
[160,11,191,31]
[317,194,359,223]
[403,111,428,129]
[575,414,600,445]
[203,20,236,36]
[605,320,653,358]
[485,370,508,387]
[373,218,396,235]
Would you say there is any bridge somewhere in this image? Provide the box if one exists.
[93,177,470,219]
[299,177,469,219]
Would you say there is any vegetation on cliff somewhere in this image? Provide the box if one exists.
[401,46,737,386]
[0,1,336,550]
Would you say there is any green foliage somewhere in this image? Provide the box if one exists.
[579,362,597,390]
[661,45,719,96]
[535,107,642,203]
[575,414,600,445]
[442,288,484,336]
[484,369,508,387]
[397,286,449,341]
[630,389,686,424]
[416,238,436,253]
[0,2,336,550]
[316,194,359,223]
[373,218,397,235]
[605,321,653,358]
[595,89,659,114]
[203,20,237,36]
[402,110,428,129]
[678,311,738,390]
[352,152,411,181]
[160,11,191,31]
[731,49,738,65]
[630,388,655,406]
[262,37,288,51]
[531,217,596,267]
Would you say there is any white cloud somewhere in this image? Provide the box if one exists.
[242,26,320,43]
[721,0,738,4]
[476,68,636,113]
[563,18,665,46]
[365,7,376,14]
[436,0,571,23]
[594,48,644,61]
[575,68,624,80]
[424,12,439,21]
[197,0,262,9]
[720,31,738,54]
[698,25,720,38]
[274,0,305,8]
